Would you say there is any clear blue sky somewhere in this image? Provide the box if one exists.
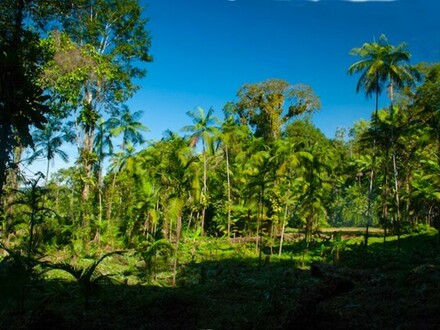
[25,0,440,176]
[130,0,440,140]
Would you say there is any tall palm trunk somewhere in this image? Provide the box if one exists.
[106,172,117,222]
[392,144,401,245]
[365,73,380,248]
[255,185,264,253]
[388,80,401,248]
[201,141,207,235]
[279,202,289,256]
[225,144,232,238]
[382,149,390,243]
[172,213,182,287]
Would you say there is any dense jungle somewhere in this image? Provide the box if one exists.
[1,1,440,329]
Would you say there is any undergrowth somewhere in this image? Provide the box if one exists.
[1,228,439,329]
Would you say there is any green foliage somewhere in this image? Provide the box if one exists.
[8,174,58,256]
[0,243,45,313]
[348,34,420,101]
[0,0,51,196]
[3,18,440,330]
[233,79,321,142]
[46,251,123,306]
[137,235,174,282]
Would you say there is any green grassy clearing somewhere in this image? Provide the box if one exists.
[1,228,440,329]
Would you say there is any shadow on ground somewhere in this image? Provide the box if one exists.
[1,232,440,329]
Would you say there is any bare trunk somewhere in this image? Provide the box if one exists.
[383,147,390,243]
[278,203,289,256]
[255,188,264,253]
[389,84,401,249]
[106,173,117,222]
[96,157,104,234]
[172,214,182,287]
[201,142,207,235]
[392,143,401,247]
[365,77,380,248]
[225,144,232,238]
[28,213,36,257]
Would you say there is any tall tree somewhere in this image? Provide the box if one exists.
[0,0,50,200]
[348,34,418,115]
[218,116,250,237]
[348,34,419,245]
[271,137,302,255]
[93,117,115,232]
[182,107,220,235]
[42,0,152,203]
[110,106,149,151]
[234,79,320,142]
[415,64,440,159]
[29,117,70,185]
[103,107,147,227]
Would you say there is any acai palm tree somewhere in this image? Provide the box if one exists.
[182,107,220,235]
[348,34,418,115]
[110,105,149,151]
[105,106,148,223]
[29,118,70,185]
[348,34,420,246]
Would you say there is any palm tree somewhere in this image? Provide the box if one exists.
[156,132,199,285]
[29,119,70,185]
[241,136,272,251]
[297,144,331,248]
[94,117,115,180]
[106,143,136,222]
[182,107,220,235]
[218,117,250,237]
[348,34,418,115]
[272,137,302,255]
[105,106,148,223]
[348,34,419,246]
[110,105,149,151]
[93,117,115,234]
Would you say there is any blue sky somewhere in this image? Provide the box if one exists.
[130,0,439,140]
[25,0,440,175]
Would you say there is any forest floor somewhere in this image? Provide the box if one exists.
[1,229,440,329]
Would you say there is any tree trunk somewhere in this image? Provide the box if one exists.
[225,144,232,238]
[392,142,401,248]
[365,75,380,249]
[81,91,95,204]
[382,146,390,243]
[255,188,263,253]
[389,85,401,249]
[0,127,13,201]
[201,142,207,236]
[106,172,117,222]
[172,214,182,287]
[278,203,288,256]
[45,156,50,186]
[0,0,24,202]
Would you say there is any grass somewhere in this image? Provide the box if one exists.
[1,228,440,329]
